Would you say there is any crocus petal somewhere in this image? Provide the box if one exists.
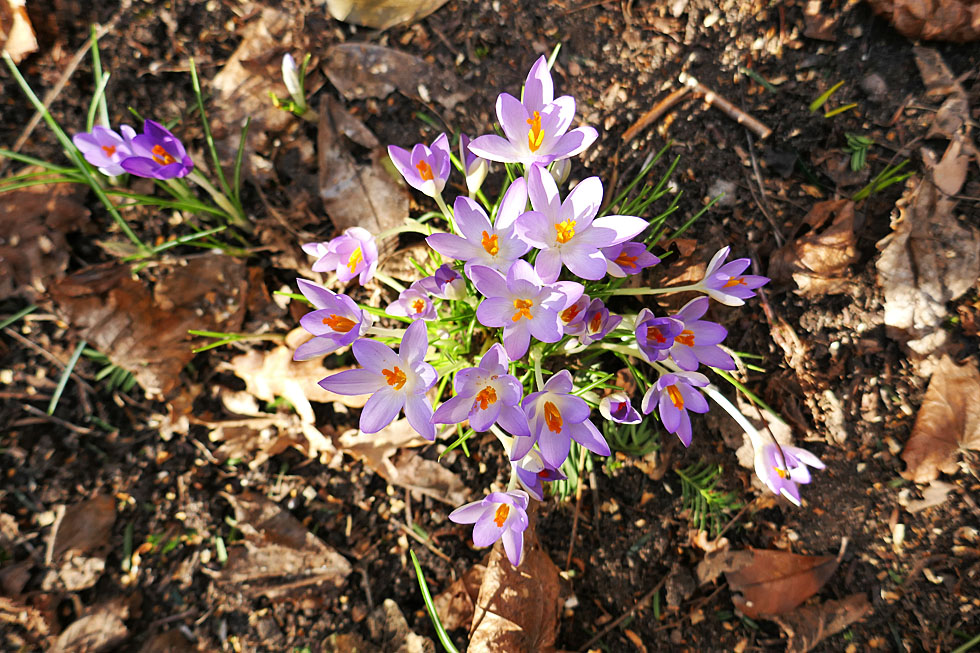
[472,514,504,547]
[468,134,522,163]
[568,420,611,456]
[469,265,509,298]
[400,319,428,366]
[294,337,342,361]
[591,215,649,245]
[547,126,598,160]
[538,430,571,469]
[502,324,531,360]
[358,389,404,433]
[404,394,436,440]
[448,501,486,524]
[501,527,524,567]
[352,338,400,373]
[319,368,385,395]
[534,249,562,283]
[523,55,553,110]
[510,435,535,461]
[495,176,528,230]
[527,163,561,219]
[432,394,475,425]
[496,93,531,146]
[296,279,336,309]
[562,246,608,280]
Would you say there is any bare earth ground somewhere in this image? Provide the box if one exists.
[1,0,979,651]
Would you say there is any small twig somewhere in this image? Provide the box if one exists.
[621,86,691,144]
[398,523,454,566]
[2,328,97,396]
[679,72,772,140]
[745,131,784,246]
[21,403,95,435]
[565,444,590,571]
[148,608,197,629]
[578,574,670,652]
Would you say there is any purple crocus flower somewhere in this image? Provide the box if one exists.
[666,297,736,371]
[515,165,648,282]
[303,227,379,286]
[449,490,530,567]
[577,298,622,346]
[513,449,566,501]
[431,344,530,436]
[755,443,825,506]
[634,308,683,363]
[459,133,489,196]
[470,261,581,360]
[294,279,372,360]
[72,125,136,176]
[387,281,438,321]
[120,120,194,179]
[599,392,642,425]
[426,178,531,275]
[602,241,661,277]
[641,371,710,447]
[695,246,769,306]
[388,133,452,198]
[514,370,610,468]
[419,264,467,301]
[469,56,597,168]
[319,320,438,440]
[558,293,590,336]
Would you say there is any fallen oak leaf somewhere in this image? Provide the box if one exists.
[724,548,838,619]
[773,593,873,653]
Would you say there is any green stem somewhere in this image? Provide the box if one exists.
[530,345,545,391]
[367,326,406,339]
[433,192,457,233]
[599,283,702,297]
[375,221,441,241]
[187,170,250,230]
[373,270,406,293]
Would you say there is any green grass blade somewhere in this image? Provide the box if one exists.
[410,549,460,653]
[88,25,110,129]
[232,117,251,203]
[0,305,38,330]
[0,148,80,173]
[48,339,87,415]
[809,80,843,113]
[86,72,112,133]
[188,58,233,199]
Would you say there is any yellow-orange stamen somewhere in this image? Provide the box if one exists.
[102,144,117,157]
[614,251,638,270]
[555,219,576,244]
[675,329,695,346]
[589,312,603,333]
[647,325,666,344]
[526,111,544,152]
[416,160,434,181]
[322,314,357,332]
[493,503,510,527]
[382,366,407,390]
[544,401,562,433]
[347,247,363,274]
[774,467,788,479]
[481,230,499,256]
[512,298,533,322]
[411,299,426,314]
[474,386,498,411]
[666,384,684,410]
[561,304,581,324]
[151,144,175,165]
[723,276,747,288]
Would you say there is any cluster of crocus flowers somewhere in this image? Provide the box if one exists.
[73,119,193,180]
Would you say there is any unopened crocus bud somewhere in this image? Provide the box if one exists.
[460,134,489,196]
[549,158,570,186]
[281,54,306,112]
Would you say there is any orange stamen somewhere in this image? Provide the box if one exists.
[666,385,684,410]
[415,160,434,181]
[151,144,175,165]
[774,467,788,479]
[411,299,426,314]
[647,326,666,344]
[723,276,747,288]
[512,298,533,322]
[555,219,576,244]
[347,247,363,274]
[493,503,510,527]
[675,329,695,346]
[321,314,356,333]
[526,111,544,152]
[561,304,581,324]
[382,366,407,390]
[544,401,562,433]
[101,145,117,157]
[481,230,499,256]
[589,311,603,333]
[474,386,498,411]
[614,251,638,271]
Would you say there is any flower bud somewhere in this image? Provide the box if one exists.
[549,158,570,186]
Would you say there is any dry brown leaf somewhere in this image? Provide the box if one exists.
[724,548,838,619]
[773,593,872,653]
[868,0,980,43]
[366,599,435,652]
[468,514,561,653]
[213,492,351,599]
[42,495,116,592]
[769,200,860,297]
[803,0,838,40]
[901,356,980,483]
[50,603,129,653]
[0,595,53,647]
[906,479,957,512]
[323,632,379,653]
[0,0,38,63]
[434,564,485,631]
[139,629,196,653]
[326,0,449,29]
[930,135,970,196]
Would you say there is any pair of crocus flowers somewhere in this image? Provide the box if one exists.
[73,119,194,180]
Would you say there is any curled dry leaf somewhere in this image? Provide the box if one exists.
[43,495,115,592]
[0,0,38,62]
[326,0,449,30]
[50,600,131,653]
[867,0,980,42]
[900,356,980,483]
[434,564,485,631]
[773,593,873,653]
[366,599,435,653]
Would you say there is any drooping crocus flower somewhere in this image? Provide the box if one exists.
[469,56,597,168]
[602,241,660,278]
[577,298,622,346]
[303,227,379,286]
[294,279,372,360]
[318,319,437,439]
[666,297,736,371]
[449,490,530,567]
[515,165,648,282]
[459,133,489,197]
[634,308,683,363]
[755,443,825,506]
[426,178,530,275]
[599,392,642,425]
[694,246,769,306]
[388,133,452,198]
[513,449,566,501]
[431,344,529,436]
[558,293,590,336]
[419,264,467,301]
[470,261,581,360]
[387,281,438,321]
[120,120,194,179]
[72,125,136,176]
[641,371,710,447]
[514,370,610,468]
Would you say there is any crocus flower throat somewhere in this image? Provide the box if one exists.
[527,111,544,152]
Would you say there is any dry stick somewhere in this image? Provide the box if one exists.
[577,574,670,652]
[745,131,785,246]
[678,72,772,140]
[564,444,590,571]
[20,403,95,435]
[621,86,691,144]
[2,327,97,396]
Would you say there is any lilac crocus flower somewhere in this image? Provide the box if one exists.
[72,125,136,176]
[469,56,597,168]
[419,264,467,301]
[599,392,642,425]
[514,370,610,468]
[294,279,372,360]
[578,298,622,346]
[387,281,438,321]
[602,241,660,277]
[319,320,437,440]
[634,308,683,363]
[558,293,590,336]
[513,449,566,501]
[431,344,529,436]
[666,297,736,371]
[515,165,648,282]
[755,443,825,506]
[388,133,452,198]
[470,261,580,360]
[641,371,710,447]
[426,178,531,275]
[120,120,194,179]
[695,246,769,306]
[459,133,489,196]
[303,227,379,286]
[449,490,530,567]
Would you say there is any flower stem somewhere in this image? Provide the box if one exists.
[599,284,701,297]
[375,221,441,241]
[187,170,250,231]
[373,270,406,293]
[593,342,640,359]
[366,326,407,339]
[433,192,457,234]
[530,345,545,391]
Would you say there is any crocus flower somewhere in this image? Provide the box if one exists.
[319,320,437,439]
[388,133,452,198]
[599,392,642,425]
[387,281,438,321]
[281,53,305,110]
[549,158,570,186]
[516,165,648,282]
[755,443,825,506]
[514,370,610,468]
[72,125,136,176]
[294,279,372,360]
[449,490,529,567]
[120,120,194,179]
[634,308,683,363]
[431,344,530,436]
[558,293,590,336]
[426,178,530,275]
[470,261,580,360]
[602,241,660,277]
[695,246,769,306]
[419,264,467,301]
[513,449,566,501]
[469,56,597,168]
[641,371,709,447]
[577,298,622,346]
[459,133,489,196]
[303,227,379,286]
[666,297,736,371]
